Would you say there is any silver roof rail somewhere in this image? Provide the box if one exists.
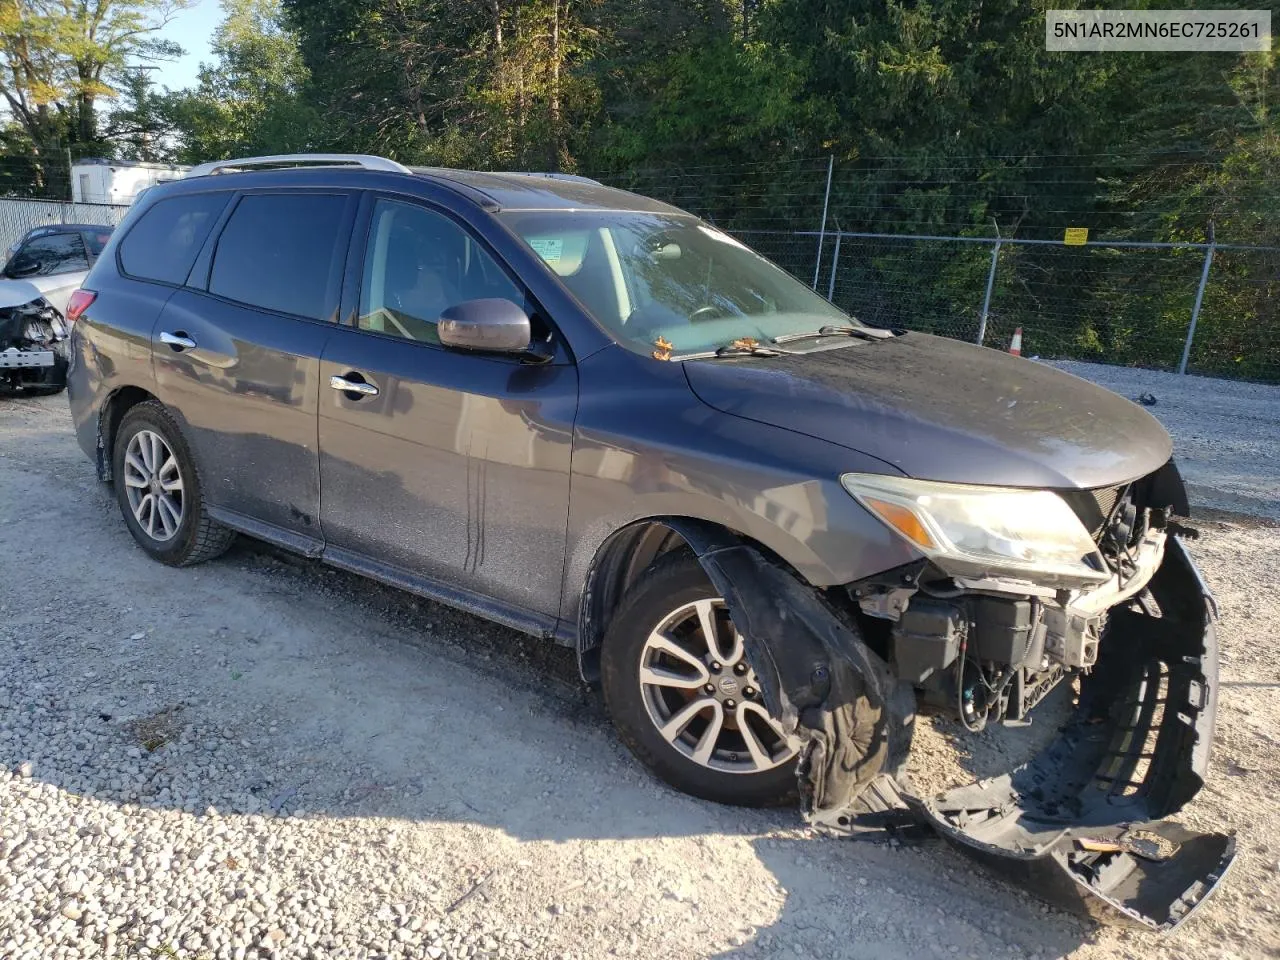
[491,171,603,186]
[187,154,412,178]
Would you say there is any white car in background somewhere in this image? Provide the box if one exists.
[0,223,114,395]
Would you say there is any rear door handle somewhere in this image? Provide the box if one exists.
[159,331,197,351]
[329,374,379,398]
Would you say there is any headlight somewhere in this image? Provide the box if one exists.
[841,473,1107,585]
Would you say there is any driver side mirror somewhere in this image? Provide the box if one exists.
[438,298,532,354]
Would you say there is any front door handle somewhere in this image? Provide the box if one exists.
[159,331,197,351]
[329,374,379,398]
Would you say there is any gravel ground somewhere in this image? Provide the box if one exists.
[1049,361,1280,520]
[2,391,1279,960]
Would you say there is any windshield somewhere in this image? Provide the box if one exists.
[498,211,855,356]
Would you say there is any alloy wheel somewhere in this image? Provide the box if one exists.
[123,429,185,542]
[638,598,796,774]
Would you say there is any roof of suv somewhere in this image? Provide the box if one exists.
[409,168,680,215]
[179,155,681,216]
[22,223,115,236]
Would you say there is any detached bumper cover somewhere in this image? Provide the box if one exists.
[915,536,1233,930]
[680,522,1232,933]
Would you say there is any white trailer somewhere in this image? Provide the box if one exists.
[70,159,191,205]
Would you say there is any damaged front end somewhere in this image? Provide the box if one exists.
[0,297,70,393]
[683,463,1233,932]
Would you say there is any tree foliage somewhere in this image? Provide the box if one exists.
[157,0,311,162]
[1,0,1274,376]
[0,0,185,189]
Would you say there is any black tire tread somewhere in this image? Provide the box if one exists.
[114,400,235,567]
[601,550,798,808]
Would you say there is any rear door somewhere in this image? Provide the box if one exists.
[317,193,577,621]
[153,189,356,550]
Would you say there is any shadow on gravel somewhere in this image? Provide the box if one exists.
[0,448,1097,958]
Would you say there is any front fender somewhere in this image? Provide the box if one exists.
[561,346,921,634]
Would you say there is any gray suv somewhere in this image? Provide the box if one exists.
[66,155,1230,927]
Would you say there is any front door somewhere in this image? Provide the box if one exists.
[153,190,356,547]
[318,196,577,621]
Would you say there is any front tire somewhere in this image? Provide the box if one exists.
[112,401,235,566]
[601,553,798,807]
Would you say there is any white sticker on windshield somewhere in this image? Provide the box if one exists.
[697,224,749,250]
[528,237,564,265]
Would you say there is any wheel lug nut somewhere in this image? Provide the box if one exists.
[703,684,715,694]
[735,662,747,675]
[725,699,736,708]
[745,687,755,697]
[709,662,721,673]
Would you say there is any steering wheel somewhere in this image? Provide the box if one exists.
[688,305,727,323]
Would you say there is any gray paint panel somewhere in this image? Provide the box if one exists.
[560,346,921,622]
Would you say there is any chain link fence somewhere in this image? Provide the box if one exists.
[740,230,1280,383]
[2,153,1275,381]
[0,198,132,253]
[596,155,1280,383]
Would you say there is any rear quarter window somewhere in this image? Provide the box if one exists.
[82,229,113,258]
[207,193,347,320]
[118,193,230,285]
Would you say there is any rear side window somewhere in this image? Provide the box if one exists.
[82,229,113,258]
[119,193,228,284]
[208,193,346,320]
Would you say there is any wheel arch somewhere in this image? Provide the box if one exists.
[575,516,798,682]
[95,384,160,481]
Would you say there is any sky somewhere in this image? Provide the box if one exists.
[153,0,222,91]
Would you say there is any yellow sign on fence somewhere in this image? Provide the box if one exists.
[1063,227,1089,246]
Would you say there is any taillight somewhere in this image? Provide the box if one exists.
[65,288,96,323]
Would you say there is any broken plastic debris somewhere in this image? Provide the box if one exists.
[1077,829,1182,862]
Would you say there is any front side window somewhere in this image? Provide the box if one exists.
[6,232,88,278]
[209,193,347,320]
[498,211,854,356]
[119,193,229,285]
[359,199,523,344]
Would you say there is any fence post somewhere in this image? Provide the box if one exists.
[1178,224,1215,375]
[64,148,74,212]
[812,154,834,290]
[976,225,1001,346]
[826,232,842,302]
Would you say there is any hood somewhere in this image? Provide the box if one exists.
[0,280,46,310]
[683,333,1172,490]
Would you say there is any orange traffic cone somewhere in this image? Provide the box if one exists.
[1009,327,1023,357]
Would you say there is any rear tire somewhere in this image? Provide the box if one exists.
[601,552,798,807]
[112,401,235,566]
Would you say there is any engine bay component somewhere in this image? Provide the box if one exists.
[892,600,963,684]
[0,297,69,393]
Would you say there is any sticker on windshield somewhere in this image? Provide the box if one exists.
[696,224,749,250]
[528,237,564,265]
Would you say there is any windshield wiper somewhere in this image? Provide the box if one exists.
[674,343,790,361]
[771,324,901,346]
